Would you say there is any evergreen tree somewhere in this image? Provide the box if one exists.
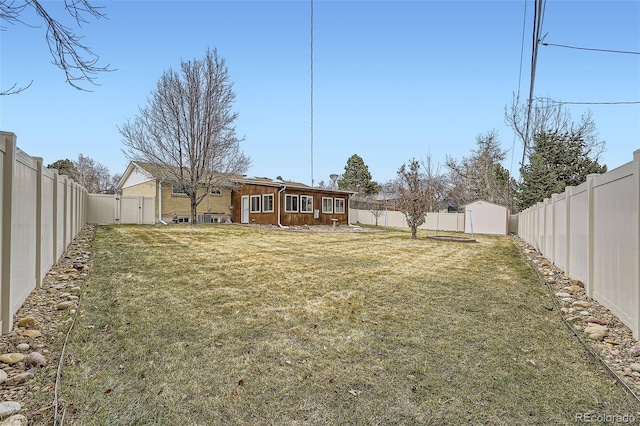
[338,154,380,196]
[47,159,77,177]
[516,132,607,210]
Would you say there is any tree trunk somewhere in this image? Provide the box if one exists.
[190,195,198,226]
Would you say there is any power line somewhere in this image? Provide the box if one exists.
[534,97,640,106]
[522,0,546,169]
[542,42,640,55]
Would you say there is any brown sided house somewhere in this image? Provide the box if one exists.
[117,162,353,226]
[231,177,353,227]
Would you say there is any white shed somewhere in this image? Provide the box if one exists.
[464,200,509,235]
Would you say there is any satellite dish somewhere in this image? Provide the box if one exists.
[330,174,339,182]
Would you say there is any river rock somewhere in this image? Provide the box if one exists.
[20,330,41,339]
[25,352,46,368]
[15,318,36,329]
[5,371,34,386]
[56,301,76,310]
[0,402,21,418]
[0,354,24,365]
[0,414,28,426]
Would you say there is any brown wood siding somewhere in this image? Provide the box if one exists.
[231,183,350,226]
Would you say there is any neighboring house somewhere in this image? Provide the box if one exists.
[117,162,354,226]
[231,177,353,227]
[117,161,234,224]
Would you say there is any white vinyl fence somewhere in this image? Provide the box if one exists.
[88,194,156,225]
[1,132,88,333]
[518,149,640,338]
[0,131,157,335]
[351,209,465,232]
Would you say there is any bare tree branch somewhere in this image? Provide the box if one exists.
[1,0,113,94]
[505,94,605,166]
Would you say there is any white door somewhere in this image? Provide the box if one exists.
[241,196,250,224]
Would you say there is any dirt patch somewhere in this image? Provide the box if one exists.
[427,235,476,243]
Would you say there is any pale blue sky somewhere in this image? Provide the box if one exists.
[1,0,638,185]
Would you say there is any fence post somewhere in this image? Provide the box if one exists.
[586,173,598,299]
[62,176,68,250]
[1,133,16,334]
[35,158,43,288]
[551,194,558,264]
[52,170,59,265]
[564,186,574,278]
[70,181,76,239]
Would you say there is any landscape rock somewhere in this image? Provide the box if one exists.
[584,324,608,335]
[56,301,76,310]
[19,331,40,339]
[0,402,21,418]
[14,345,28,353]
[15,318,36,329]
[24,353,46,368]
[0,414,28,426]
[5,371,34,386]
[0,371,7,385]
[0,354,24,365]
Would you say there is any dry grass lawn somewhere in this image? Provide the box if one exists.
[58,225,640,425]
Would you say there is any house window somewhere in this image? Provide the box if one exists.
[210,188,221,196]
[250,195,261,213]
[301,195,313,213]
[263,194,274,212]
[322,197,333,213]
[172,185,186,195]
[285,194,298,212]
[335,198,345,214]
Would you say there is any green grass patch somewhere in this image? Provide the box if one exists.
[59,225,640,424]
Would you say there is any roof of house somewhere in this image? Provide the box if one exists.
[118,161,355,195]
[233,176,354,195]
[117,161,243,189]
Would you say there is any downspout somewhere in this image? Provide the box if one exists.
[348,192,354,226]
[278,184,288,228]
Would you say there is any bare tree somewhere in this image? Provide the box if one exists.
[397,159,431,239]
[119,48,250,225]
[366,195,384,226]
[48,155,120,193]
[505,94,605,165]
[74,154,112,193]
[1,0,112,94]
[421,155,447,212]
[445,130,515,209]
